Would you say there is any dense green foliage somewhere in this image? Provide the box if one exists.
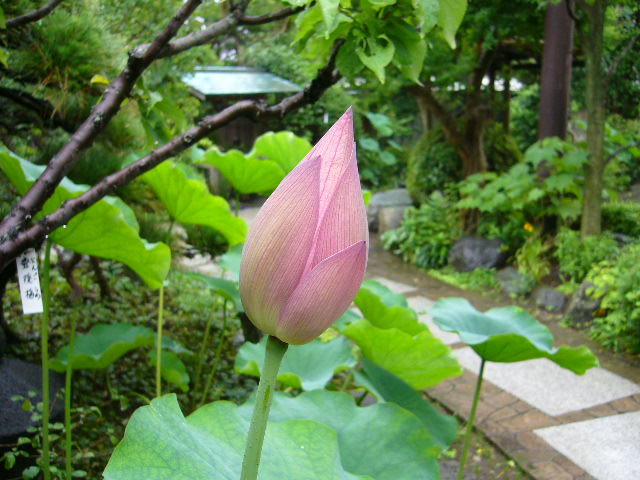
[406,128,461,204]
[554,229,619,284]
[587,242,640,354]
[601,201,640,237]
[381,192,461,269]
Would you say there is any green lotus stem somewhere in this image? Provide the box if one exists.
[457,357,486,480]
[240,335,288,480]
[65,309,79,479]
[155,284,165,398]
[40,239,52,480]
[198,300,228,408]
[192,309,216,410]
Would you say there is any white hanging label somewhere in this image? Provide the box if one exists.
[16,248,44,314]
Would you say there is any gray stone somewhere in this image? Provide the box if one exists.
[378,206,410,233]
[367,188,412,233]
[496,267,533,296]
[535,412,640,480]
[533,287,568,312]
[454,347,640,416]
[565,282,600,327]
[448,236,506,272]
[0,358,64,442]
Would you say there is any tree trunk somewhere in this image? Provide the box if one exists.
[580,0,606,237]
[538,0,575,140]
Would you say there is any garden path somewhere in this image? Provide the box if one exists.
[367,238,640,480]
[182,206,640,480]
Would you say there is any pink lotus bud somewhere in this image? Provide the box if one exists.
[239,108,368,345]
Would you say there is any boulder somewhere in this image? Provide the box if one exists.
[0,358,65,443]
[533,287,568,312]
[565,282,600,327]
[449,236,506,272]
[367,188,412,233]
[497,267,533,296]
[378,206,411,233]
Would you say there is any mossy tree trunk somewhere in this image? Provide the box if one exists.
[578,0,606,237]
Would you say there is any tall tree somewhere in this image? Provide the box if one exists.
[538,0,575,140]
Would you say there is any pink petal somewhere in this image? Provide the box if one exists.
[277,241,368,345]
[239,156,321,335]
[307,145,368,271]
[299,108,355,218]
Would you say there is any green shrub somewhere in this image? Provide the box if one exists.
[381,192,461,269]
[587,242,640,354]
[484,122,523,173]
[515,236,551,282]
[458,137,588,251]
[428,266,502,294]
[554,229,619,283]
[406,128,461,205]
[601,202,640,238]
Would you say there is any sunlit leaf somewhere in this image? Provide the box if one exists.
[142,160,246,246]
[344,319,462,389]
[438,0,467,48]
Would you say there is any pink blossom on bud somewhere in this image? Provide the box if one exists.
[239,108,368,345]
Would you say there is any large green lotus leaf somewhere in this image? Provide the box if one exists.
[354,287,425,336]
[249,131,312,173]
[235,336,356,391]
[104,394,365,480]
[358,280,409,308]
[239,390,440,480]
[148,350,190,393]
[356,357,458,449]
[333,309,363,332]
[50,323,154,372]
[200,147,284,195]
[344,319,462,389]
[142,160,246,246]
[430,298,599,373]
[0,148,170,289]
[178,272,241,310]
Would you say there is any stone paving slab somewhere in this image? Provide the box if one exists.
[407,296,460,345]
[534,411,640,480]
[370,276,417,294]
[454,347,640,416]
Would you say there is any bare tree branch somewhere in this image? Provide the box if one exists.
[605,32,639,91]
[238,4,306,25]
[0,0,204,244]
[151,2,304,59]
[606,140,640,164]
[0,41,343,268]
[5,0,64,29]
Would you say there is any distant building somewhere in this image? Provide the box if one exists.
[183,66,302,149]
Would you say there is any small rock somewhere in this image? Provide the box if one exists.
[367,188,412,233]
[0,358,64,443]
[497,267,533,296]
[449,236,506,272]
[533,287,568,312]
[378,206,411,233]
[565,282,600,327]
